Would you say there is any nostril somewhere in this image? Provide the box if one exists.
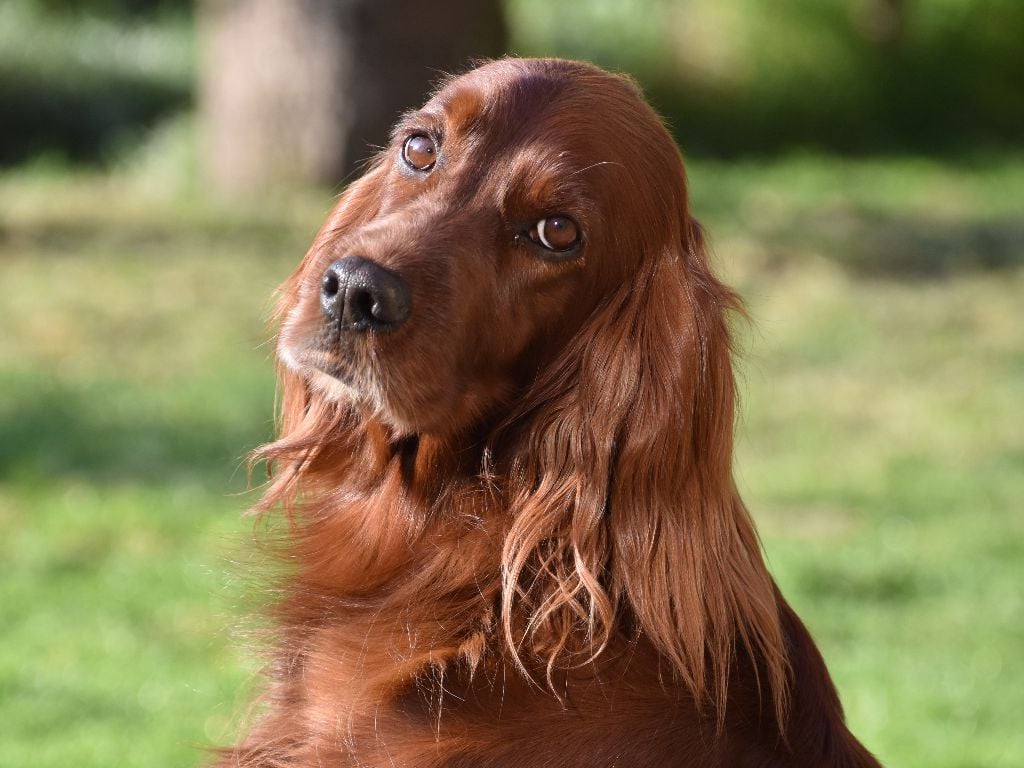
[347,288,375,322]
[322,271,340,298]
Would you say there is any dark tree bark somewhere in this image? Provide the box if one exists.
[199,0,505,193]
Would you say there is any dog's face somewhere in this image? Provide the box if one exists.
[278,59,688,436]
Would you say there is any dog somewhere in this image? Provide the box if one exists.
[218,57,881,767]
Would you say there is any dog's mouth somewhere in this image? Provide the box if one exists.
[277,306,380,392]
[289,344,394,418]
[306,349,355,384]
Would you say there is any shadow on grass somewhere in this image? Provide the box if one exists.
[760,209,1024,279]
[0,215,302,257]
[0,376,271,489]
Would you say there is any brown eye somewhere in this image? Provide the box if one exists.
[530,216,580,252]
[402,134,436,171]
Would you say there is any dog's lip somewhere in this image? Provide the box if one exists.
[280,341,350,380]
[303,348,356,383]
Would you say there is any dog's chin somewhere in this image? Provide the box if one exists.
[278,339,484,438]
[279,343,369,404]
[279,341,429,433]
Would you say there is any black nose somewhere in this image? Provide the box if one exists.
[321,256,411,331]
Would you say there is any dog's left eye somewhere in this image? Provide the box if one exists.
[402,134,437,171]
[529,216,580,252]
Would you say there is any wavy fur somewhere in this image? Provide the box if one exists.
[218,58,880,768]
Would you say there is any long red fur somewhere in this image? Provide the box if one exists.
[217,58,881,767]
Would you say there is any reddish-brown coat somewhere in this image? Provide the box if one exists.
[217,58,881,767]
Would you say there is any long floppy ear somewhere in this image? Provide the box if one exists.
[501,217,788,722]
[252,163,389,514]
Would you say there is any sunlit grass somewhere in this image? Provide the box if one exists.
[687,157,1024,766]
[730,258,1023,766]
[1,154,1021,766]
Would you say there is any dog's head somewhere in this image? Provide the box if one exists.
[277,58,713,437]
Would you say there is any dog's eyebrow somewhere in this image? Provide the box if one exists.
[502,159,597,221]
[389,110,446,144]
[439,85,487,134]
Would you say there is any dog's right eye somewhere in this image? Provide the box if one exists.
[529,216,580,253]
[402,134,437,172]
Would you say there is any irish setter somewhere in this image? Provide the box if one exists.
[219,58,881,767]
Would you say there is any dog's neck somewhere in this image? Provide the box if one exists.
[271,407,789,731]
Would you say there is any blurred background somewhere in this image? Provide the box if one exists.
[1,0,1021,765]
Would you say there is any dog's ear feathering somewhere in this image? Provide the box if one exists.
[497,206,789,724]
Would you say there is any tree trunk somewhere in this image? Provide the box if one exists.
[198,0,505,194]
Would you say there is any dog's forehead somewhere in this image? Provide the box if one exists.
[427,60,635,142]
[399,60,680,213]
[415,74,622,188]
[429,73,554,137]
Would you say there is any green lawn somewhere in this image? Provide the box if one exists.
[1,154,1021,767]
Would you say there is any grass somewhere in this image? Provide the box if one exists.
[692,156,1024,766]
[1,147,1021,766]
[0,148,327,764]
